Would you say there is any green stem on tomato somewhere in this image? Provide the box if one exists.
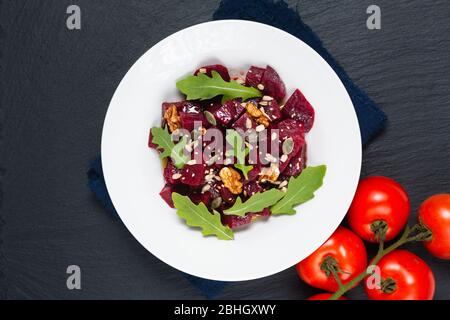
[327,223,431,300]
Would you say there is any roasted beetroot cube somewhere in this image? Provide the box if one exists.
[221,214,252,229]
[243,181,264,197]
[261,66,286,102]
[283,143,307,177]
[232,112,256,131]
[210,99,245,126]
[247,164,261,181]
[159,184,175,208]
[163,161,181,184]
[278,119,305,141]
[194,64,230,81]
[180,164,205,186]
[179,112,206,131]
[220,184,237,205]
[148,129,158,149]
[245,66,266,87]
[190,191,211,206]
[282,89,315,132]
[260,99,282,121]
[252,208,271,217]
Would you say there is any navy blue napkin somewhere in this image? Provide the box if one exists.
[88,0,387,299]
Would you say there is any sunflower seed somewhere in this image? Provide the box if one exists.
[256,124,265,132]
[257,84,265,90]
[201,184,211,193]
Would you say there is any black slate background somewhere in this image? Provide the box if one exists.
[1,0,449,299]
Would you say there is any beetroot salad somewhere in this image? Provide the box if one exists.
[149,64,326,240]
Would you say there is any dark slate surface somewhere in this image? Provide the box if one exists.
[1,0,449,299]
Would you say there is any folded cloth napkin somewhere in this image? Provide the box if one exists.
[88,0,387,299]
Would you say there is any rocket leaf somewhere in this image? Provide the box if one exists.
[151,127,189,169]
[271,165,327,215]
[172,193,234,240]
[176,71,262,103]
[225,130,253,179]
[223,189,285,217]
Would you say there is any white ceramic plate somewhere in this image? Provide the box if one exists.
[102,20,361,281]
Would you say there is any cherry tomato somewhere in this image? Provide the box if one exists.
[364,250,435,300]
[418,194,450,259]
[307,293,347,300]
[296,227,367,292]
[348,176,410,242]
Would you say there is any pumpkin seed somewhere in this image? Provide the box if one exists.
[211,197,222,209]
[204,111,217,126]
[282,137,294,155]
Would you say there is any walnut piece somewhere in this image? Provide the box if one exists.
[259,164,280,183]
[163,104,181,132]
[245,101,270,128]
[219,167,243,194]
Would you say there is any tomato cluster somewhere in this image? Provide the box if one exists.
[297,176,450,300]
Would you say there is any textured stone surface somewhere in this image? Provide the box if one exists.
[1,0,449,299]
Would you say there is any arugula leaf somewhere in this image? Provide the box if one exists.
[234,164,254,180]
[271,165,327,215]
[225,130,253,179]
[176,71,262,103]
[223,189,285,217]
[172,193,234,240]
[151,127,189,169]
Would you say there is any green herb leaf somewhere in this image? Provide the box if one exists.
[234,164,254,180]
[176,71,262,103]
[271,165,327,215]
[225,130,253,178]
[151,127,189,169]
[223,189,285,217]
[172,193,234,240]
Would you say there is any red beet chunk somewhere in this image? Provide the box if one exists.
[164,162,181,184]
[220,184,237,205]
[278,119,305,141]
[148,129,158,149]
[209,99,245,126]
[243,181,264,197]
[179,112,206,131]
[282,89,315,132]
[159,184,175,208]
[221,214,252,229]
[260,99,282,121]
[221,208,271,229]
[180,164,205,186]
[283,143,307,177]
[245,66,266,87]
[190,191,211,206]
[232,112,257,131]
[261,66,286,102]
[194,64,230,81]
[247,164,261,181]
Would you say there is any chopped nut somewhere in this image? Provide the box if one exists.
[259,164,280,183]
[163,104,181,132]
[245,102,270,128]
[219,167,243,194]
[198,127,207,136]
[172,173,182,180]
[245,101,263,118]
